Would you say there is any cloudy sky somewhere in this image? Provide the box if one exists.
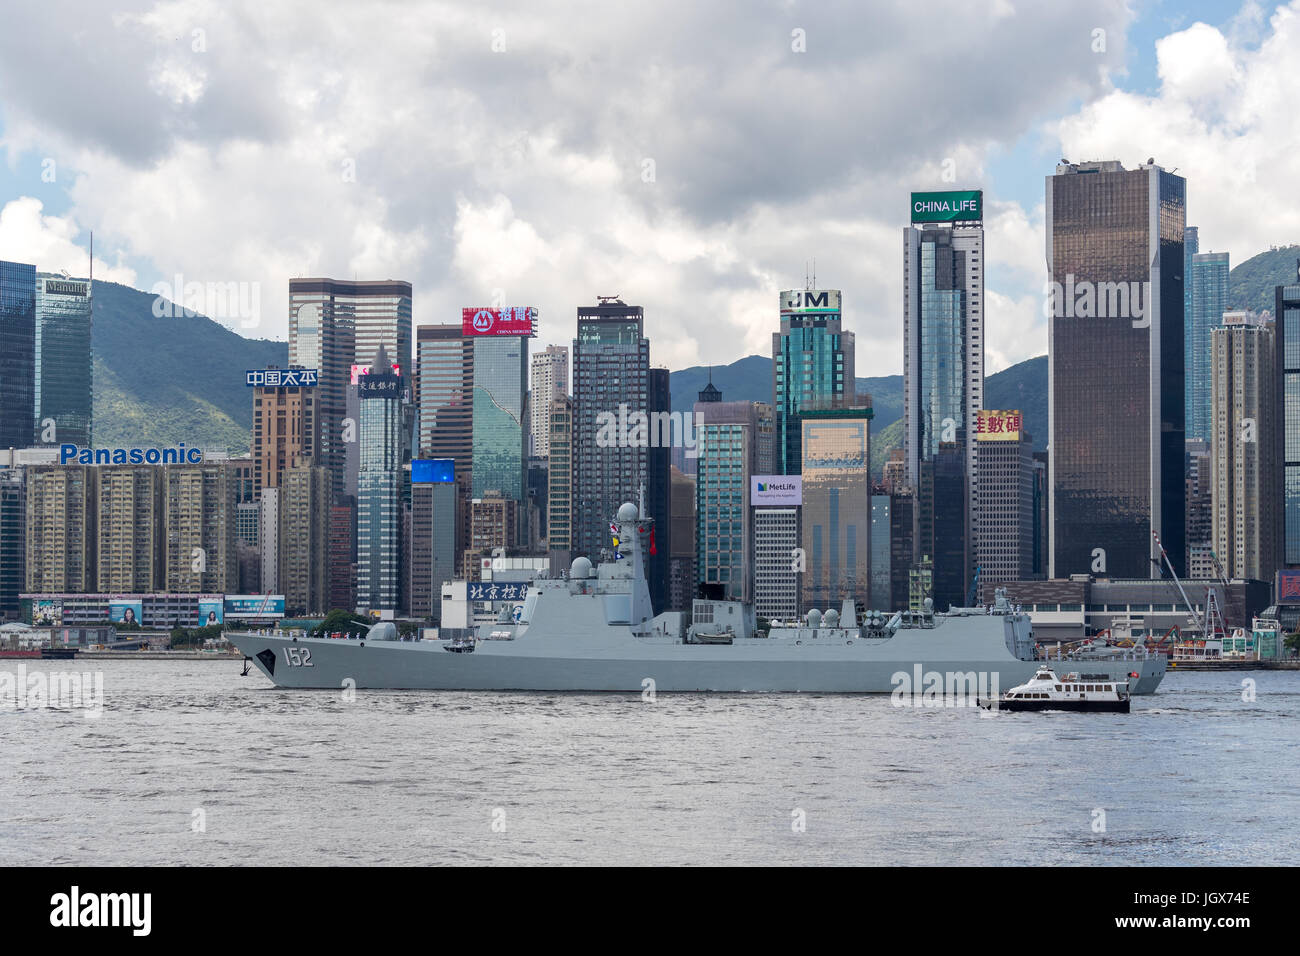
[1,0,1297,376]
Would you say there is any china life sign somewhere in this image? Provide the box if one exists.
[910,190,982,223]
[976,409,1022,441]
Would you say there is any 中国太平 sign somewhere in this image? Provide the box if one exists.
[910,190,982,223]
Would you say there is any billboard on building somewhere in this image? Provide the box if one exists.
[751,475,803,506]
[33,600,62,626]
[412,459,455,483]
[461,307,537,337]
[1277,570,1300,603]
[246,368,318,387]
[350,363,401,385]
[223,595,286,618]
[198,598,224,626]
[779,290,841,315]
[910,190,983,223]
[976,409,1023,441]
[109,599,143,626]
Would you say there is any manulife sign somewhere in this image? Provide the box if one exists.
[910,190,982,223]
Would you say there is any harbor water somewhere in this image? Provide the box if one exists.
[2,661,1297,866]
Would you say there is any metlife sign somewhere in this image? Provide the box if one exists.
[910,190,982,223]
[750,475,802,506]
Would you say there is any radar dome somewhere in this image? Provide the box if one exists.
[806,608,823,629]
[823,609,839,628]
[617,502,639,521]
[367,621,399,641]
[570,556,593,579]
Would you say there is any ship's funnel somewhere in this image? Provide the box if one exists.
[840,599,857,628]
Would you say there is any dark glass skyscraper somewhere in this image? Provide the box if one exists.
[34,273,92,447]
[903,210,984,599]
[355,345,408,613]
[1047,160,1186,578]
[1277,272,1300,567]
[0,261,37,451]
[772,289,854,476]
[1186,250,1229,444]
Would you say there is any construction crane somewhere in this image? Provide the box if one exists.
[1153,531,1226,642]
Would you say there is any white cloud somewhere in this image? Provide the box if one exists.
[0,0,1141,374]
[0,197,136,284]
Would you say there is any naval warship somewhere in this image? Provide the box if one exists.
[228,503,1166,695]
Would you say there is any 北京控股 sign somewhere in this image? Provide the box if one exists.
[910,190,982,223]
[462,307,537,337]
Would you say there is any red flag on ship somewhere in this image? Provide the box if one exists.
[649,528,658,555]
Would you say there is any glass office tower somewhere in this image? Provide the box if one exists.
[1277,275,1300,567]
[772,289,854,476]
[1047,160,1186,578]
[471,335,528,504]
[1186,251,1229,444]
[34,273,92,446]
[355,345,408,613]
[799,408,872,611]
[0,261,37,451]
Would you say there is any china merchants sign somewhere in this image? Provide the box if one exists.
[461,307,537,337]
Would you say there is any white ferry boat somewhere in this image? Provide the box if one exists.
[980,666,1131,713]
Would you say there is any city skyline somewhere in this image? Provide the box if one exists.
[2,2,1299,379]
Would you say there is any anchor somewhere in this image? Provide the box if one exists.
[240,655,252,677]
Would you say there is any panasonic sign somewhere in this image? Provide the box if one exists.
[751,475,802,506]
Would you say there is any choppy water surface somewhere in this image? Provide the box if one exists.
[2,661,1297,865]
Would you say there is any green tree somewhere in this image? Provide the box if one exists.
[312,609,371,638]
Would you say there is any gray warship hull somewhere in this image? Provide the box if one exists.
[227,623,1167,694]
[231,503,1165,695]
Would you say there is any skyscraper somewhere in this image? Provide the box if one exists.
[251,368,319,496]
[1186,251,1230,444]
[799,408,871,611]
[97,465,163,593]
[530,344,568,457]
[772,288,854,476]
[974,410,1037,591]
[0,260,37,451]
[164,462,238,594]
[409,461,458,620]
[416,324,474,477]
[546,394,573,553]
[903,192,984,599]
[289,278,411,498]
[692,390,774,604]
[471,335,528,508]
[34,273,92,447]
[1211,312,1281,582]
[25,465,95,593]
[1278,269,1300,568]
[355,345,408,614]
[572,298,650,558]
[277,461,331,614]
[1047,160,1186,578]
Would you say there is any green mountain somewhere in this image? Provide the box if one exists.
[1228,244,1300,314]
[90,280,286,454]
